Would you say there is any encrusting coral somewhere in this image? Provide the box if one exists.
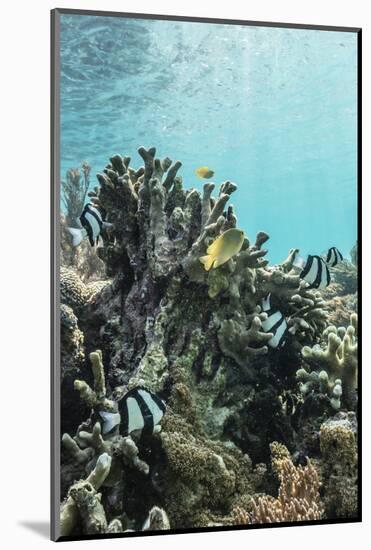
[60,267,109,311]
[319,412,358,519]
[59,146,359,533]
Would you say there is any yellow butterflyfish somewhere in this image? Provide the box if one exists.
[195,166,215,179]
[199,228,245,271]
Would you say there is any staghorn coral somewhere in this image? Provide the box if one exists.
[319,412,358,519]
[297,313,357,410]
[248,442,323,523]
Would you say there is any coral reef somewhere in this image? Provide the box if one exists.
[319,412,358,519]
[248,442,323,523]
[297,313,357,410]
[59,147,359,534]
[60,161,107,281]
[61,162,91,227]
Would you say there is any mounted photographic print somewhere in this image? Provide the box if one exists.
[51,8,361,541]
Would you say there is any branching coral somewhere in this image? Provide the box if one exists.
[60,213,107,282]
[59,146,358,532]
[248,442,323,523]
[61,162,91,226]
[61,351,153,535]
[64,350,150,474]
[79,147,328,431]
[60,452,114,536]
[216,310,273,367]
[297,313,357,409]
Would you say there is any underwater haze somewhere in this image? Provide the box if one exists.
[60,14,357,264]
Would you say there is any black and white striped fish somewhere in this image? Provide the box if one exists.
[68,203,112,247]
[323,247,343,268]
[279,391,302,417]
[300,254,331,289]
[99,387,166,438]
[261,293,288,349]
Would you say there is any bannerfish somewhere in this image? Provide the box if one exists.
[323,247,343,268]
[261,293,288,348]
[300,254,331,289]
[68,203,113,247]
[280,391,301,416]
[199,228,245,271]
[99,387,166,438]
[195,166,215,179]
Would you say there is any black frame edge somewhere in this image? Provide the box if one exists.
[51,7,62,543]
[356,27,362,523]
[53,7,361,33]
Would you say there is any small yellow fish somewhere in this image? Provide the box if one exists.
[195,166,215,179]
[199,228,245,271]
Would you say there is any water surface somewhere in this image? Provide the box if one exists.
[60,14,357,263]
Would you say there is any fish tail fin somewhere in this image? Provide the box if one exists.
[199,254,214,271]
[67,227,84,247]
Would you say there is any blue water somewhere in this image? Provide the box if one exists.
[60,14,357,264]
